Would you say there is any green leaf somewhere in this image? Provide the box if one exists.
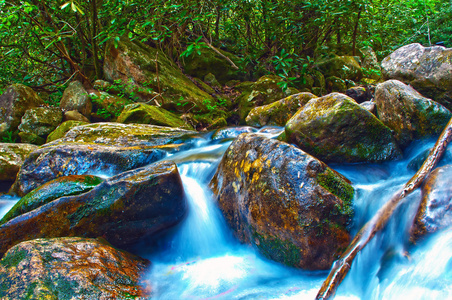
[60,2,70,10]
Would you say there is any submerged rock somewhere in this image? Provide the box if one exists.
[117,102,192,129]
[1,175,103,225]
[245,92,317,127]
[0,161,186,256]
[0,143,37,182]
[103,37,213,112]
[210,133,354,270]
[0,237,151,299]
[410,165,452,242]
[375,80,451,148]
[0,84,44,139]
[60,81,92,118]
[11,123,198,196]
[381,43,452,109]
[282,93,401,163]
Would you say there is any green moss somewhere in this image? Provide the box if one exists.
[252,230,301,267]
[317,168,354,218]
[0,249,27,268]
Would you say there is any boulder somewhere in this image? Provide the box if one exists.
[326,76,347,93]
[103,37,213,112]
[0,143,37,182]
[360,101,377,115]
[63,110,90,122]
[1,175,103,225]
[0,237,151,299]
[18,107,63,138]
[0,84,44,139]
[282,93,401,163]
[317,56,363,81]
[0,161,186,256]
[245,92,317,127]
[46,120,89,143]
[410,165,452,243]
[11,123,198,196]
[204,73,221,88]
[182,47,243,84]
[117,102,193,129]
[18,132,45,145]
[211,126,257,141]
[237,75,299,122]
[209,133,354,270]
[59,81,92,118]
[375,80,452,148]
[345,86,372,103]
[381,43,452,109]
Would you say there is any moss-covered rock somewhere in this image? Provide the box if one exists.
[18,132,45,145]
[317,56,363,81]
[326,76,347,93]
[46,120,89,143]
[282,92,402,163]
[209,133,353,270]
[381,43,452,109]
[104,37,213,112]
[59,81,92,118]
[0,84,44,140]
[182,47,244,84]
[12,123,198,196]
[117,103,193,129]
[375,80,452,148]
[18,107,63,138]
[410,165,452,243]
[204,73,221,88]
[0,161,186,256]
[1,175,103,225]
[0,237,151,299]
[0,143,37,182]
[345,86,371,103]
[245,92,317,127]
[237,75,299,123]
[63,110,90,122]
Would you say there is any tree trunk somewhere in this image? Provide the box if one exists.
[316,116,452,300]
[352,6,363,56]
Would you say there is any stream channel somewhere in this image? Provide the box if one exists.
[1,126,451,299]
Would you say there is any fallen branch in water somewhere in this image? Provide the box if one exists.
[316,116,452,300]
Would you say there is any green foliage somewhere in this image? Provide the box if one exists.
[180,36,208,58]
[1,130,17,143]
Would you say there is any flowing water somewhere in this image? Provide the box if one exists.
[0,129,451,299]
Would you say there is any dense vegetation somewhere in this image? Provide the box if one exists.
[0,0,450,93]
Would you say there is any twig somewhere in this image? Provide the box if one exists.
[316,116,452,300]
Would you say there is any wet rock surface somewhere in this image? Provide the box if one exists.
[0,237,151,299]
[283,92,401,163]
[375,80,451,148]
[210,133,354,270]
[0,161,186,257]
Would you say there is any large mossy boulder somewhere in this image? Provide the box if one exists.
[59,81,92,118]
[237,75,299,123]
[117,102,192,129]
[11,123,198,196]
[46,120,89,143]
[410,165,452,243]
[375,80,452,148]
[209,133,354,270]
[381,43,452,109]
[1,175,103,225]
[245,92,317,127]
[0,161,186,256]
[182,47,244,84]
[0,143,37,182]
[18,107,63,139]
[282,93,401,163]
[317,56,363,81]
[103,37,213,112]
[0,237,151,299]
[0,84,44,139]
